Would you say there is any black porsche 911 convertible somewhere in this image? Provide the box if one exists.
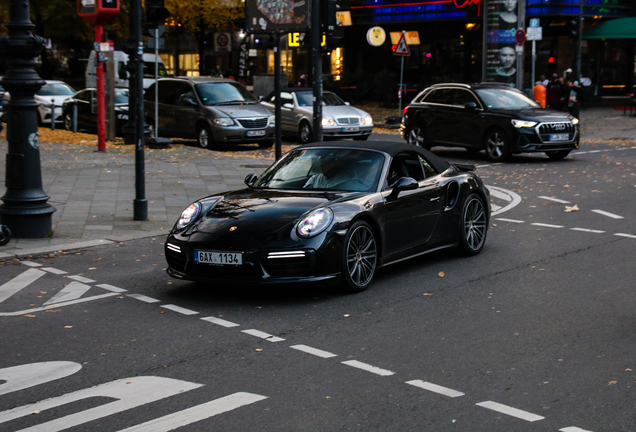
[165,141,490,292]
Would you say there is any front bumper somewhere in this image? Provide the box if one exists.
[510,123,580,154]
[323,126,373,140]
[212,123,275,144]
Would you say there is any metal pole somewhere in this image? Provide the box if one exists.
[132,0,147,221]
[576,0,583,80]
[96,25,106,152]
[398,50,404,115]
[516,0,525,90]
[73,103,78,133]
[50,99,55,130]
[155,31,159,138]
[312,0,323,142]
[482,0,487,81]
[274,32,282,160]
[0,0,56,238]
[532,40,536,89]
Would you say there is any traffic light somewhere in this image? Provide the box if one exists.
[145,0,170,29]
[568,18,580,39]
[322,0,338,32]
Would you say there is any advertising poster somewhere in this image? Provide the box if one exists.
[246,0,310,32]
[485,0,521,84]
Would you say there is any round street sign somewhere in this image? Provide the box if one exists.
[515,29,526,45]
[216,33,230,49]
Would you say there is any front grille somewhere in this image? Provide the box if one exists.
[261,254,311,277]
[237,118,268,129]
[188,264,262,279]
[336,117,360,125]
[166,249,187,272]
[537,122,575,142]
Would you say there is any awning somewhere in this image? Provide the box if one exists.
[583,17,636,39]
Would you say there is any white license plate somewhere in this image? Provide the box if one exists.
[550,133,569,141]
[246,130,266,137]
[341,126,360,132]
[195,250,243,265]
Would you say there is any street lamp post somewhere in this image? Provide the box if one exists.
[0,0,56,238]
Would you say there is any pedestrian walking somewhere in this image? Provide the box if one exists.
[567,80,581,119]
[546,73,563,109]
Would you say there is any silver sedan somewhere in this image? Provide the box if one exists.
[262,89,374,144]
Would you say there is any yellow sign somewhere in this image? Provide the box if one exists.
[336,11,352,26]
[390,31,420,45]
[288,33,326,47]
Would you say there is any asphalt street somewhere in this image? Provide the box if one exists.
[1,128,635,431]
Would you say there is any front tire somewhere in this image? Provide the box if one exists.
[406,123,431,150]
[546,150,571,160]
[458,194,487,256]
[64,110,73,131]
[342,221,378,293]
[299,121,313,144]
[197,124,214,149]
[484,128,511,162]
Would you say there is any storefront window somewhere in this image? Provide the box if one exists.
[331,48,343,81]
[160,54,200,76]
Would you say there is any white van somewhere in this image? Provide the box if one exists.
[86,51,168,89]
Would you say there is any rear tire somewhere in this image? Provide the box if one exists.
[341,221,378,293]
[458,194,487,256]
[197,124,214,149]
[484,128,510,162]
[546,150,571,160]
[406,123,431,150]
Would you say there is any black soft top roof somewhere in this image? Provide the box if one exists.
[297,141,451,174]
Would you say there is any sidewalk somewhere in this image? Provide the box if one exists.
[0,105,634,259]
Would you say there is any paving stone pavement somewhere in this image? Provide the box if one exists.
[0,105,634,258]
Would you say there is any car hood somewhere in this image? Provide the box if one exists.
[35,95,72,106]
[323,105,370,119]
[212,104,272,118]
[491,107,575,122]
[188,188,350,246]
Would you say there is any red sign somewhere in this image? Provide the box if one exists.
[515,29,526,45]
[77,0,120,25]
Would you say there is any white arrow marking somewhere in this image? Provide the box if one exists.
[0,376,203,431]
[487,186,522,215]
[0,269,46,305]
[0,362,82,397]
[117,392,268,432]
[44,281,92,305]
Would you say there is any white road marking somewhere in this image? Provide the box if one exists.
[0,376,202,432]
[538,196,571,204]
[241,329,285,342]
[476,401,544,422]
[201,316,240,328]
[570,228,605,234]
[161,304,199,315]
[614,233,636,239]
[0,293,120,317]
[20,261,42,267]
[44,281,92,305]
[41,267,68,275]
[0,362,82,397]
[560,427,594,432]
[118,392,268,432]
[66,275,96,283]
[406,380,464,398]
[341,360,395,376]
[0,269,46,305]
[490,203,502,211]
[495,218,525,223]
[587,150,602,153]
[127,294,160,303]
[487,186,522,215]
[591,209,624,219]
[290,344,338,358]
[96,283,127,293]
[531,223,564,228]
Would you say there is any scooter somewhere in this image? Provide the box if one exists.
[0,224,11,246]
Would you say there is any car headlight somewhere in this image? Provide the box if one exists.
[322,117,335,127]
[117,113,129,120]
[214,117,234,126]
[176,203,201,230]
[296,208,334,238]
[360,115,373,125]
[571,118,579,125]
[511,119,538,128]
[269,115,275,126]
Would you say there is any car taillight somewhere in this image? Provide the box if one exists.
[403,107,409,115]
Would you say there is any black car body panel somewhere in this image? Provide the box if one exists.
[165,141,490,288]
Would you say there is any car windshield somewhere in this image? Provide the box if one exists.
[195,82,258,106]
[254,148,385,192]
[475,88,540,109]
[142,62,168,79]
[114,89,129,105]
[37,83,75,96]
[296,92,346,107]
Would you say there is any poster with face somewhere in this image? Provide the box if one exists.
[485,0,521,84]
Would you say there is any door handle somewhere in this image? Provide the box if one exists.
[430,197,440,202]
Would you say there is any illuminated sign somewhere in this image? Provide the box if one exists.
[288,32,326,47]
[390,31,420,45]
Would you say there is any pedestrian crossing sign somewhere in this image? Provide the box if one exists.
[394,33,410,56]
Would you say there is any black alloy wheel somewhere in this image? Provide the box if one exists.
[0,225,12,246]
[545,150,571,160]
[484,128,511,162]
[63,110,73,131]
[197,124,214,149]
[299,121,313,144]
[458,194,487,256]
[406,124,431,150]
[342,220,378,292]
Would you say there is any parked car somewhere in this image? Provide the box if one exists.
[401,82,580,161]
[144,77,275,149]
[164,141,490,292]
[3,80,75,126]
[62,88,129,136]
[0,77,4,132]
[261,88,374,144]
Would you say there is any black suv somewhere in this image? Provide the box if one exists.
[401,83,580,161]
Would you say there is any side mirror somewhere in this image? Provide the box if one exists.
[344,101,350,106]
[258,95,265,102]
[283,103,293,109]
[183,98,198,107]
[464,102,478,111]
[388,177,418,200]
[244,173,258,187]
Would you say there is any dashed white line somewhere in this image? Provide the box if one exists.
[127,293,160,303]
[559,427,594,432]
[241,329,285,342]
[96,283,127,293]
[495,218,525,223]
[341,360,395,376]
[614,233,636,239]
[161,304,199,315]
[531,223,564,228]
[290,344,338,358]
[41,267,67,275]
[476,401,544,422]
[406,380,464,398]
[201,316,240,328]
[19,261,42,267]
[591,209,624,219]
[0,269,46,304]
[538,196,571,204]
[66,275,96,283]
[570,228,605,234]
